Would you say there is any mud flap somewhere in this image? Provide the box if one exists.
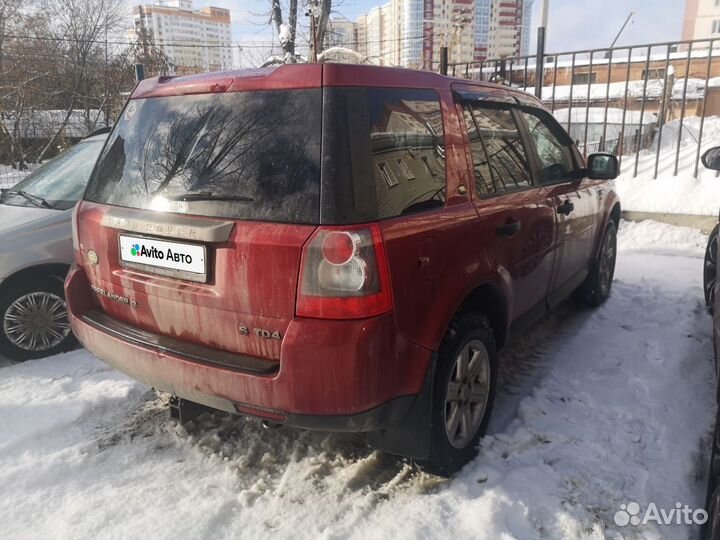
[366,353,437,460]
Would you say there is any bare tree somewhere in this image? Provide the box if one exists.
[130,26,174,78]
[35,0,126,162]
[314,0,331,55]
[0,8,63,170]
[268,0,332,64]
[0,0,22,74]
[270,0,298,63]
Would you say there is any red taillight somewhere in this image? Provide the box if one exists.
[296,224,393,319]
[321,231,359,265]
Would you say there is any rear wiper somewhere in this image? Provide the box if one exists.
[1,189,52,209]
[162,191,254,202]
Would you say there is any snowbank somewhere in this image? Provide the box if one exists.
[618,219,708,253]
[614,116,720,216]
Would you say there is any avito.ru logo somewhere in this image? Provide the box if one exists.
[614,501,708,528]
[130,243,194,264]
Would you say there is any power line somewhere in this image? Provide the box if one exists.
[0,30,450,51]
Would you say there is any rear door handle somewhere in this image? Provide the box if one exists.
[557,200,575,216]
[496,219,522,237]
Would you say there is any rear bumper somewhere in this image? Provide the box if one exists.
[65,264,433,431]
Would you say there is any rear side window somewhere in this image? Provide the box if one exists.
[463,103,532,195]
[320,88,446,223]
[520,109,578,183]
[85,90,321,224]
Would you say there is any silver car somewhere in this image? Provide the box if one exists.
[0,132,107,360]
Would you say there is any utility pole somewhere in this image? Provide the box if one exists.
[534,0,549,99]
[610,11,634,49]
[306,0,320,63]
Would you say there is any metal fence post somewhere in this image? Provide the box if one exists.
[439,47,448,75]
[134,64,145,83]
[695,39,714,178]
[535,27,546,98]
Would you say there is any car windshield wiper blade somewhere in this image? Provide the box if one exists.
[2,189,52,209]
[162,191,254,202]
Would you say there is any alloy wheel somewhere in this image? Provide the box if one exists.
[598,226,617,296]
[3,291,71,352]
[444,339,491,449]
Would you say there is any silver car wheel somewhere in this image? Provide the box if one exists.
[444,339,491,449]
[598,225,617,296]
[3,291,71,351]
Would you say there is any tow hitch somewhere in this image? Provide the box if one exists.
[169,396,217,425]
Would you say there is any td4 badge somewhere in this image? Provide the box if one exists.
[239,325,282,340]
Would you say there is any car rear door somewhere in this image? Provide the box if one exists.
[516,107,600,304]
[77,87,323,363]
[458,93,557,325]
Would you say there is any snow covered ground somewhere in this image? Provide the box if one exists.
[0,164,32,188]
[0,221,716,540]
[613,117,720,217]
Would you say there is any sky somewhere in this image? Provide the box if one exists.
[133,0,687,59]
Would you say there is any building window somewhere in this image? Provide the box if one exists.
[572,72,597,85]
[377,162,398,187]
[642,68,666,80]
[397,158,415,180]
[714,19,720,34]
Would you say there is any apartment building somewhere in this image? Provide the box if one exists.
[325,16,357,50]
[348,0,531,69]
[355,3,400,65]
[486,0,528,59]
[682,0,720,42]
[131,0,233,72]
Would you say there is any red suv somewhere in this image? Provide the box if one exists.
[65,64,620,474]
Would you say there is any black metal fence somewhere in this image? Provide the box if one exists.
[447,37,720,180]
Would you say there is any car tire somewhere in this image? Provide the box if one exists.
[0,276,76,361]
[704,485,720,540]
[574,220,618,307]
[419,313,497,476]
[705,224,719,314]
[705,408,720,540]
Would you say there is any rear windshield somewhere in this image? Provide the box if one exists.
[85,90,321,223]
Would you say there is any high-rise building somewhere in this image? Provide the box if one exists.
[682,0,720,42]
[486,0,528,59]
[355,2,397,65]
[400,0,423,67]
[356,14,369,57]
[131,0,233,72]
[346,0,531,69]
[325,16,357,50]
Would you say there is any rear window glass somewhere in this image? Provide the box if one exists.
[85,90,321,224]
[320,88,446,223]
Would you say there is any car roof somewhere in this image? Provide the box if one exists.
[131,63,541,107]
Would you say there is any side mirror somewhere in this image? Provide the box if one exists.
[587,153,619,180]
[702,147,720,171]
